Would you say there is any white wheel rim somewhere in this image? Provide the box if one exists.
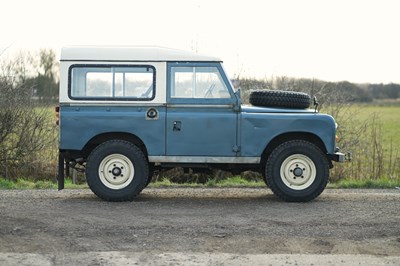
[98,154,134,190]
[280,154,316,190]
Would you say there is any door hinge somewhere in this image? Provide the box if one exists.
[232,145,241,152]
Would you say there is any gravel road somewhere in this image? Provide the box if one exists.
[0,188,399,265]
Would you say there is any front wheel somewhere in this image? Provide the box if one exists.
[86,140,149,201]
[265,140,329,202]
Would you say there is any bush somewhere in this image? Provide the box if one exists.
[0,53,58,180]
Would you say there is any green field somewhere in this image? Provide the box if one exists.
[351,104,400,149]
[328,104,400,181]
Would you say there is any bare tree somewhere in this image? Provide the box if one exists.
[0,53,57,179]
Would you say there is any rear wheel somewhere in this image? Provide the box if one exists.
[86,140,149,201]
[264,140,329,202]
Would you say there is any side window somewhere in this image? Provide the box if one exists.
[171,66,230,99]
[70,65,155,100]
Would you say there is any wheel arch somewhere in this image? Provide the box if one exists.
[261,132,327,167]
[82,132,148,159]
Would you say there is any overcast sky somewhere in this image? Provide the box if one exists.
[1,0,399,83]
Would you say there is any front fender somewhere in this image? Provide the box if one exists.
[240,112,336,156]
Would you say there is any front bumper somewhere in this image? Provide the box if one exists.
[329,152,352,163]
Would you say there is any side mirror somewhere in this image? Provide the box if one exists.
[313,96,319,112]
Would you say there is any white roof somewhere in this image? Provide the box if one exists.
[61,46,221,62]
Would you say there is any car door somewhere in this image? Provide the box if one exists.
[166,62,238,157]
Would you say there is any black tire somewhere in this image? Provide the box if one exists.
[144,165,155,188]
[264,140,329,202]
[249,90,311,109]
[86,140,149,201]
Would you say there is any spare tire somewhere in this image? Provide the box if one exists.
[249,90,311,109]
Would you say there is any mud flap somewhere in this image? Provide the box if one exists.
[58,152,65,190]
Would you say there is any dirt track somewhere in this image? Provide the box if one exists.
[0,188,399,265]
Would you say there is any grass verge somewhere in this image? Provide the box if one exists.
[328,178,400,189]
[0,178,88,189]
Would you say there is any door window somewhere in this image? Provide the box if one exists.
[171,66,231,99]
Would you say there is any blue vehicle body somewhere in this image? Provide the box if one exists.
[57,46,347,201]
[59,104,337,160]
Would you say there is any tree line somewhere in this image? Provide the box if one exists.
[0,49,59,104]
[236,76,400,104]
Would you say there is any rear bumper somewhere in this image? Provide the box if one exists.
[328,152,351,163]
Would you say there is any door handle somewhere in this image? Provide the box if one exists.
[173,121,181,131]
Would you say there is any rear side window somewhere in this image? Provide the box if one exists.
[69,65,155,100]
